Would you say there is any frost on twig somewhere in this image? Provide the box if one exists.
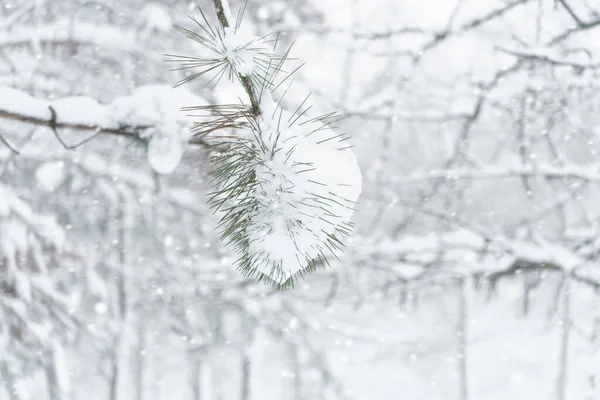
[170,0,362,288]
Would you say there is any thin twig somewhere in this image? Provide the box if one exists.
[0,134,20,154]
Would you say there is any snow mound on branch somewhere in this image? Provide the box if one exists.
[245,99,362,283]
[0,86,50,119]
[52,96,109,126]
[0,86,204,174]
[147,135,184,175]
[218,27,266,76]
[108,85,203,141]
[0,85,202,136]
[108,85,207,174]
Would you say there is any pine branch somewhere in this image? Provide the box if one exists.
[212,0,261,116]
[169,1,362,289]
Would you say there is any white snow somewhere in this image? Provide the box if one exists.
[107,85,205,140]
[0,185,9,217]
[218,27,266,76]
[51,340,71,396]
[221,0,235,24]
[142,3,173,33]
[147,134,184,175]
[243,97,362,282]
[35,161,66,192]
[108,85,207,174]
[52,96,110,127]
[0,86,50,119]
[14,270,32,303]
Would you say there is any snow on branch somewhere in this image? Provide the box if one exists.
[0,20,137,53]
[496,46,600,69]
[397,163,600,185]
[354,228,600,291]
[0,85,215,172]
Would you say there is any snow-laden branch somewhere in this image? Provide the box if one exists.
[0,20,138,53]
[397,163,600,185]
[352,228,600,290]
[0,85,214,152]
[496,46,600,69]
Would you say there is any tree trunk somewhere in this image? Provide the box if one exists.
[109,198,134,400]
[557,277,571,400]
[46,342,70,400]
[133,316,146,400]
[289,344,301,400]
[189,357,202,400]
[109,349,121,400]
[240,351,251,400]
[1,362,19,400]
[457,277,469,400]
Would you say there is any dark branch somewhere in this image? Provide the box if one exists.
[0,133,19,154]
[557,0,584,25]
[0,108,215,149]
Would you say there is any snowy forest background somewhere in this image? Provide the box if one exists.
[2,0,600,399]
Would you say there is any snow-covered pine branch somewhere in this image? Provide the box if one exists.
[169,0,362,288]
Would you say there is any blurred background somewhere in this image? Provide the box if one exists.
[2,0,600,399]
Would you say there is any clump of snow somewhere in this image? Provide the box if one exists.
[52,96,110,127]
[141,3,173,33]
[108,85,203,141]
[35,161,66,192]
[147,134,184,175]
[108,85,206,175]
[239,97,362,282]
[0,86,50,119]
[218,27,266,76]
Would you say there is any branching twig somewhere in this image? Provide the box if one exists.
[0,134,20,154]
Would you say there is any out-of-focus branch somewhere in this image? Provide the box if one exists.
[556,0,584,25]
[416,0,532,58]
[0,21,137,53]
[496,46,600,69]
[0,108,214,149]
[397,164,600,185]
[0,86,216,150]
